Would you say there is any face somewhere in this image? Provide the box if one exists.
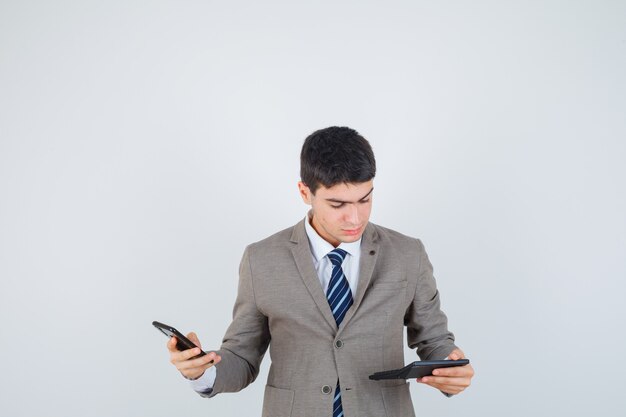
[298,180,373,247]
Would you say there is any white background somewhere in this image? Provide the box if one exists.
[1,1,625,416]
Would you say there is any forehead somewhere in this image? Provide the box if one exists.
[315,180,374,200]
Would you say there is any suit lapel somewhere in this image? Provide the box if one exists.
[338,223,379,333]
[290,221,338,332]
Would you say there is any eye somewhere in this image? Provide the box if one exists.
[331,203,344,209]
[359,199,370,204]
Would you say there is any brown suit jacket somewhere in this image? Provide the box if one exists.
[202,220,457,417]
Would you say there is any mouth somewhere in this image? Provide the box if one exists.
[342,226,362,236]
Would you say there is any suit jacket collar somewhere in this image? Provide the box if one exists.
[290,220,338,331]
[289,219,380,334]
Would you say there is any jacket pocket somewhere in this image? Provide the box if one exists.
[262,385,295,417]
[381,382,415,417]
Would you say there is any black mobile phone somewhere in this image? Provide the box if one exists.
[152,321,211,361]
[369,359,470,380]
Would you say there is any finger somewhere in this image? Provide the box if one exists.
[421,376,471,389]
[205,352,221,364]
[175,355,213,371]
[176,352,216,371]
[419,379,467,395]
[181,347,205,360]
[170,346,203,365]
[421,376,467,385]
[178,350,219,367]
[187,332,202,349]
[433,364,474,378]
[432,384,464,395]
[448,348,465,360]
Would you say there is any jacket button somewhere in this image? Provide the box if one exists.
[322,385,332,394]
[335,340,344,348]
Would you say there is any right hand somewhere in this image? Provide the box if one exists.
[167,332,221,380]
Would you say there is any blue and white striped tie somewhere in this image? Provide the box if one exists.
[326,248,353,417]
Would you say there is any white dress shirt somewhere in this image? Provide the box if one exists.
[190,214,362,393]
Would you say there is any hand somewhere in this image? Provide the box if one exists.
[417,348,474,395]
[167,332,221,381]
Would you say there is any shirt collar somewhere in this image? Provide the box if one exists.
[304,211,362,262]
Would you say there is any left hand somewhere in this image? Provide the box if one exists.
[417,348,474,395]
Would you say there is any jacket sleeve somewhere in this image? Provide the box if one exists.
[199,245,271,398]
[404,239,458,361]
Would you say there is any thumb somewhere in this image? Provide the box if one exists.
[187,332,202,349]
[449,348,465,360]
[166,336,178,352]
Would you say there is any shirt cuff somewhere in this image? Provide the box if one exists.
[189,365,217,392]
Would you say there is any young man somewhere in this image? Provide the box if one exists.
[167,127,474,417]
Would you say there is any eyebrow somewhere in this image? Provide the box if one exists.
[325,187,374,204]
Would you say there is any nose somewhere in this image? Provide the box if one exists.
[346,204,359,225]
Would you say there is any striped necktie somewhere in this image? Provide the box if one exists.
[326,248,353,417]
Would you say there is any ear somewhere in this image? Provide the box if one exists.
[297,181,312,205]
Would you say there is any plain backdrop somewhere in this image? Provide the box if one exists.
[1,1,625,416]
